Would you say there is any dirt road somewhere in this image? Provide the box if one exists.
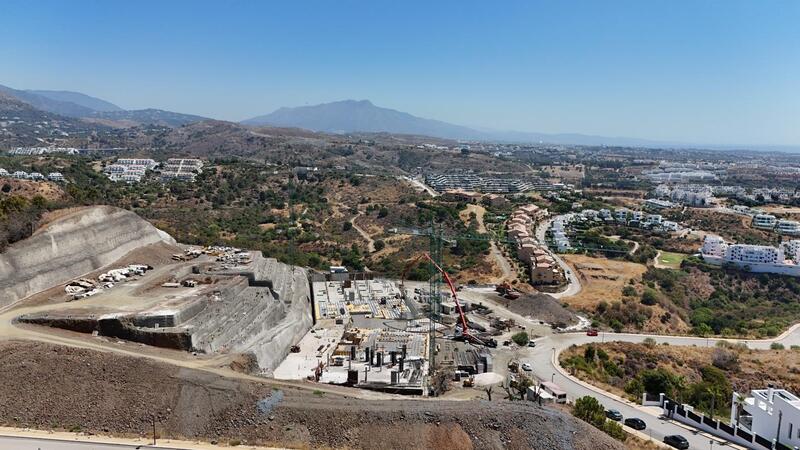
[350,212,376,253]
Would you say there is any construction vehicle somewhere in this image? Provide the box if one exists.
[462,375,475,387]
[495,281,512,294]
[400,252,495,347]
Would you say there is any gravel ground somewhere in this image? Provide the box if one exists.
[495,292,578,326]
[0,341,623,450]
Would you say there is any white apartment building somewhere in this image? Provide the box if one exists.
[661,221,679,231]
[0,168,8,177]
[615,208,629,222]
[117,158,158,169]
[732,387,800,448]
[784,240,800,262]
[701,235,800,276]
[47,172,64,182]
[776,219,800,236]
[646,214,663,225]
[727,245,782,264]
[753,214,778,229]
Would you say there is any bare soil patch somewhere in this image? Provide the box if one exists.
[0,340,624,450]
[561,255,647,310]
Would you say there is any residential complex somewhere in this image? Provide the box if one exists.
[701,235,800,276]
[751,214,800,236]
[753,214,778,229]
[161,158,204,182]
[653,184,714,207]
[8,146,81,155]
[425,171,536,194]
[104,158,156,183]
[0,168,64,182]
[505,204,564,285]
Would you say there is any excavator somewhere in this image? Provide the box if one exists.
[495,281,520,300]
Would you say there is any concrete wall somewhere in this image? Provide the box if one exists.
[0,206,176,308]
[189,253,313,372]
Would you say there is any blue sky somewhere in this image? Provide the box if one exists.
[1,0,798,146]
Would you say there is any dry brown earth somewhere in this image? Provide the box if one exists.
[0,340,624,450]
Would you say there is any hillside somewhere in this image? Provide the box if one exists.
[0,84,97,117]
[27,89,122,112]
[0,92,112,146]
[0,205,176,308]
[0,340,623,450]
[90,108,208,127]
[243,99,484,140]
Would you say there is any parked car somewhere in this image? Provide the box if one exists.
[586,329,599,336]
[663,435,689,449]
[605,409,623,421]
[528,340,537,347]
[624,417,646,430]
[521,363,532,371]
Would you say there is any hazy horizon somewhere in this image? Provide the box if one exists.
[2,0,799,147]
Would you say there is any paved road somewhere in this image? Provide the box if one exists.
[523,325,800,449]
[0,435,178,450]
[534,216,582,299]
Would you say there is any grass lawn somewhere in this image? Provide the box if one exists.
[657,251,688,269]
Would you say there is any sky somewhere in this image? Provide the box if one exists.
[1,0,799,146]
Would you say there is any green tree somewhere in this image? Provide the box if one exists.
[584,345,596,363]
[511,331,529,346]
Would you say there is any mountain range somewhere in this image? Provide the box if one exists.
[0,84,207,127]
[2,83,796,151]
[242,99,689,147]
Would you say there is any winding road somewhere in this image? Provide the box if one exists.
[522,325,800,449]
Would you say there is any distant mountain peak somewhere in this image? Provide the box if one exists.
[242,99,480,139]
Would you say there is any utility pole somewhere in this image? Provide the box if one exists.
[151,414,157,446]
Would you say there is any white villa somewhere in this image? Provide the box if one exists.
[732,387,800,448]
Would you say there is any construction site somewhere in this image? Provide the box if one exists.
[0,207,558,399]
[0,205,616,450]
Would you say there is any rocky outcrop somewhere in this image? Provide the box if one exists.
[0,206,175,308]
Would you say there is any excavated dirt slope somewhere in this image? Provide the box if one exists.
[0,206,176,308]
[0,340,624,450]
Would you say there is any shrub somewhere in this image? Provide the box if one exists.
[770,342,785,350]
[602,420,626,441]
[584,345,596,362]
[640,289,658,306]
[572,396,626,441]
[642,337,657,348]
[622,286,636,297]
[711,348,739,371]
[511,331,529,346]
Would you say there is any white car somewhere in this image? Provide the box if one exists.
[521,363,532,371]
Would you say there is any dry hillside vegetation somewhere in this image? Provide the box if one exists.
[668,209,776,245]
[561,342,800,410]
[561,255,647,309]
